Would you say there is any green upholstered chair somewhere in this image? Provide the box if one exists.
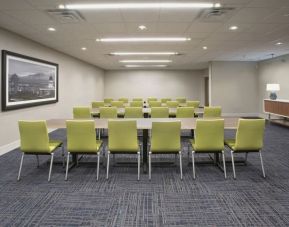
[99,107,118,119]
[133,98,143,102]
[167,101,179,108]
[125,107,143,118]
[189,119,226,179]
[225,119,266,179]
[111,101,124,108]
[150,107,169,118]
[18,120,63,182]
[91,101,105,108]
[148,97,157,102]
[107,120,140,180]
[118,98,129,103]
[73,107,91,119]
[104,98,113,105]
[65,120,103,181]
[161,98,171,104]
[130,101,143,107]
[176,107,195,118]
[149,121,182,179]
[187,101,200,108]
[149,101,162,107]
[176,97,186,103]
[203,106,222,118]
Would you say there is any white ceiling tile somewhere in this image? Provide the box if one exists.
[4,10,56,24]
[121,9,159,22]
[159,9,199,22]
[187,22,223,33]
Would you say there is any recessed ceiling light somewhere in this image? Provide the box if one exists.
[203,46,208,50]
[81,47,87,50]
[48,27,56,31]
[229,26,238,30]
[96,37,190,42]
[110,52,179,56]
[214,3,221,8]
[60,3,216,10]
[276,42,283,45]
[120,60,172,63]
[138,25,147,30]
[125,65,168,68]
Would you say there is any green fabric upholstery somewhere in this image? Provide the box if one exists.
[66,120,102,153]
[149,101,162,107]
[187,101,200,108]
[111,101,124,108]
[100,107,117,118]
[225,119,265,151]
[91,101,105,108]
[148,97,157,102]
[151,107,169,118]
[130,101,143,107]
[151,121,181,152]
[108,120,138,152]
[161,98,171,103]
[176,107,195,118]
[18,121,61,153]
[73,107,91,119]
[203,106,222,118]
[167,101,179,108]
[118,98,129,103]
[191,119,224,151]
[124,107,143,118]
[104,98,113,104]
[133,98,143,102]
[176,97,186,103]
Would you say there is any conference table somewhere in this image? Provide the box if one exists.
[47,117,239,173]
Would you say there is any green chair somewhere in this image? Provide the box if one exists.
[176,97,186,103]
[111,101,124,108]
[18,120,63,182]
[125,107,143,118]
[66,120,103,181]
[104,98,113,105]
[91,101,105,108]
[161,98,171,104]
[151,107,169,118]
[189,119,226,179]
[225,119,266,179]
[148,97,158,102]
[176,107,195,118]
[133,98,143,102]
[149,121,182,179]
[99,107,118,119]
[167,101,179,108]
[130,101,143,107]
[73,107,91,119]
[149,101,162,107]
[119,98,129,103]
[203,106,222,118]
[107,120,140,180]
[187,101,200,108]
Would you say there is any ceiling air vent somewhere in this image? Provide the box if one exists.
[47,10,85,23]
[198,7,236,22]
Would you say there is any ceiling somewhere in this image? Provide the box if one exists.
[0,0,289,70]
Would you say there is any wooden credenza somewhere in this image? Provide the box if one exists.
[264,100,289,126]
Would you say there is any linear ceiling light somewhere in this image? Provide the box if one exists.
[125,65,168,68]
[120,60,172,63]
[110,52,179,56]
[60,3,219,10]
[96,37,190,42]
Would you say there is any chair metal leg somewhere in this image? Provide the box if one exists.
[62,145,65,168]
[179,151,183,180]
[137,151,140,181]
[65,152,70,181]
[36,155,39,168]
[17,153,25,181]
[222,150,227,179]
[106,151,110,179]
[97,153,100,181]
[231,150,236,179]
[48,153,54,182]
[259,150,266,178]
[192,150,195,179]
[149,151,152,180]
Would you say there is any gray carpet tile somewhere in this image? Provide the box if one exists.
[1,123,289,226]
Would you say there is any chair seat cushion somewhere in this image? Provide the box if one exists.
[49,140,63,152]
[70,140,103,154]
[190,139,223,152]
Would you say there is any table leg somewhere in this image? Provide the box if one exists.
[142,129,148,173]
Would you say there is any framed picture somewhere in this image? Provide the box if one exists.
[1,50,58,111]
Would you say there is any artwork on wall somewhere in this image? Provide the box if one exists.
[1,50,58,111]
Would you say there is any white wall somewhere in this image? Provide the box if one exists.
[258,54,289,115]
[0,28,104,147]
[104,70,207,104]
[210,61,259,116]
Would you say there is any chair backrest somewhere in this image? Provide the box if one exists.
[234,119,265,150]
[73,107,91,119]
[176,107,195,118]
[104,98,113,104]
[66,120,97,152]
[125,107,143,118]
[151,121,181,152]
[91,101,105,108]
[149,101,162,107]
[18,120,50,152]
[111,101,124,108]
[100,107,117,118]
[133,98,143,102]
[203,106,222,118]
[130,101,143,107]
[167,101,179,108]
[151,107,169,118]
[161,98,171,103]
[186,101,200,108]
[176,97,186,103]
[194,119,224,151]
[118,98,129,103]
[108,120,138,152]
[148,97,157,102]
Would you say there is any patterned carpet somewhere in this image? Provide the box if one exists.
[1,123,289,226]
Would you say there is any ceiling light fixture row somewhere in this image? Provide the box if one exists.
[110,52,179,56]
[125,65,168,68]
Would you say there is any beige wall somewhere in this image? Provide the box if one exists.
[0,28,104,147]
[104,70,207,104]
[210,61,259,116]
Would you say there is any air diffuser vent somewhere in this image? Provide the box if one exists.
[47,10,85,23]
[198,7,235,22]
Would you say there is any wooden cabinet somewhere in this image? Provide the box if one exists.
[264,99,289,118]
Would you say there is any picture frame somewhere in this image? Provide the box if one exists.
[1,50,58,111]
